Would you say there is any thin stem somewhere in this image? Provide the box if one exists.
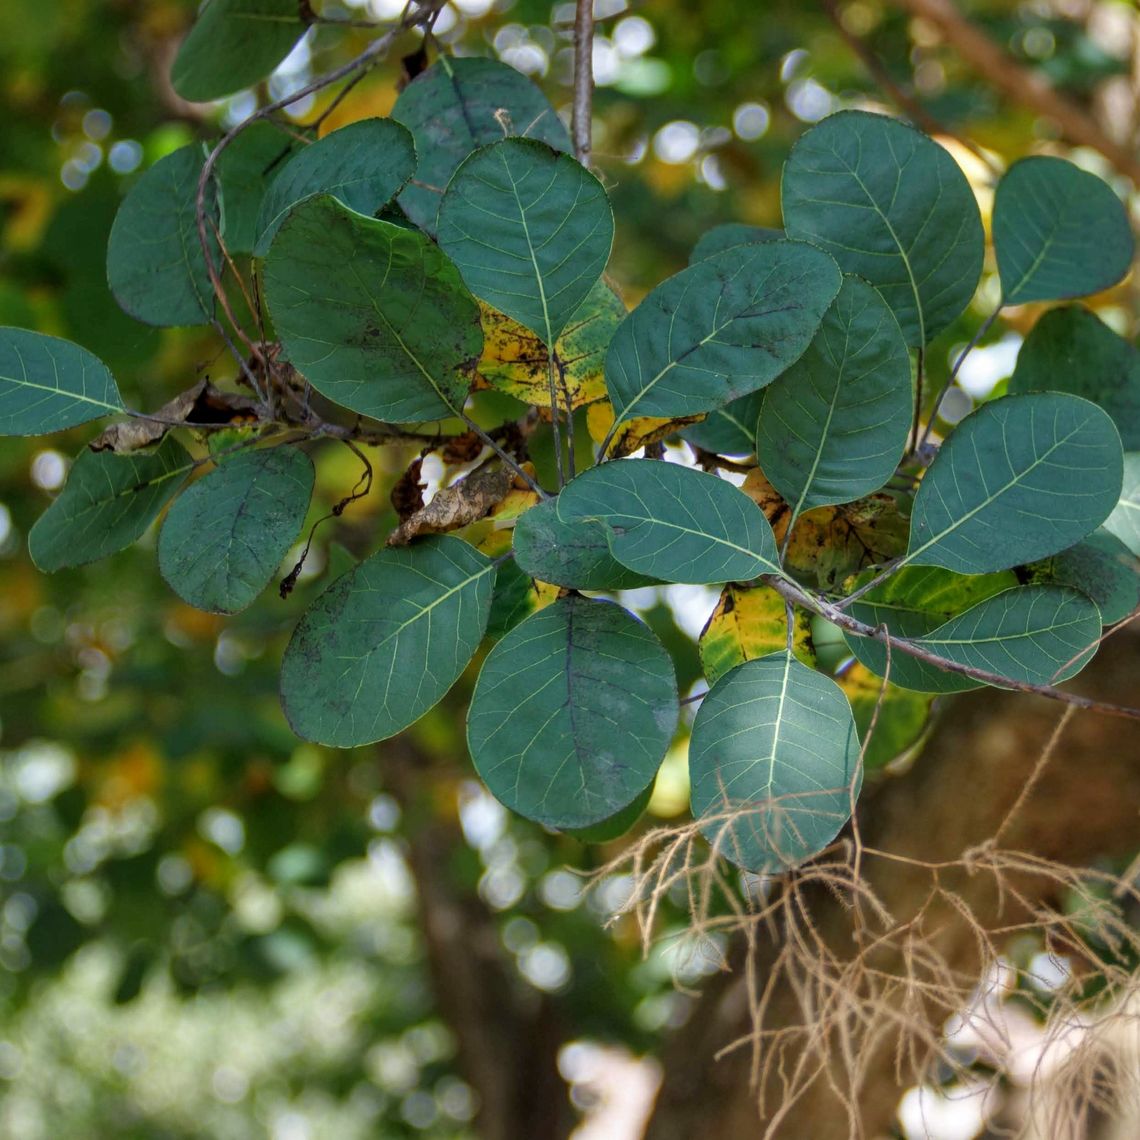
[917,305,1001,454]
[457,411,547,499]
[546,354,565,488]
[909,345,925,456]
[831,555,907,611]
[572,0,595,166]
[766,575,1140,723]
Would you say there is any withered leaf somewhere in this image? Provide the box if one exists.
[387,463,515,546]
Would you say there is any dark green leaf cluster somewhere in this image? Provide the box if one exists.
[3,14,1137,878]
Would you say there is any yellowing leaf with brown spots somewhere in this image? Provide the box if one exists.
[475,279,626,410]
[699,583,815,685]
[741,468,910,590]
[587,400,701,458]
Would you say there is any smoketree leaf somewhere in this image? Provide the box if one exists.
[0,329,123,436]
[29,437,192,571]
[254,118,416,256]
[392,56,571,233]
[1104,453,1140,555]
[280,536,495,747]
[680,391,765,457]
[781,110,984,345]
[264,195,481,423]
[689,652,861,872]
[757,276,912,519]
[467,596,678,829]
[158,447,314,614]
[604,240,841,422]
[993,156,1134,306]
[907,394,1123,574]
[437,138,613,347]
[172,0,308,103]
[555,458,781,584]
[689,224,782,264]
[1026,529,1140,625]
[106,145,218,328]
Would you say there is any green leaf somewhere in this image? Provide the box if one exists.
[512,497,655,590]
[28,437,192,571]
[0,329,123,436]
[391,56,571,233]
[689,223,781,264]
[467,596,678,829]
[263,195,481,423]
[1026,529,1140,625]
[437,139,613,347]
[904,585,1101,686]
[253,118,416,257]
[993,156,1134,306]
[1105,453,1140,555]
[280,536,495,747]
[844,565,1018,693]
[757,276,912,519]
[217,122,297,256]
[158,447,314,614]
[907,394,1123,574]
[679,391,765,457]
[1009,306,1140,450]
[781,110,984,346]
[555,459,781,584]
[604,240,841,422]
[699,583,815,685]
[171,0,307,103]
[106,145,218,328]
[689,652,861,872]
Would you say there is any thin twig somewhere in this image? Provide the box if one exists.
[767,574,1140,723]
[572,0,595,166]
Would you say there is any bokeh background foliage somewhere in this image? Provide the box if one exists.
[2,1,1139,1138]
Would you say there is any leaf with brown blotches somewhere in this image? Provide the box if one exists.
[586,401,701,458]
[90,380,259,453]
[475,280,625,411]
[741,469,910,590]
[699,583,815,685]
[387,463,515,546]
[441,431,486,465]
[390,456,426,522]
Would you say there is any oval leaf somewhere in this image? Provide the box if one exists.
[757,276,912,519]
[1105,453,1140,555]
[906,585,1101,686]
[1026,528,1140,626]
[1009,306,1140,450]
[908,394,1123,574]
[604,240,841,422]
[158,447,314,614]
[107,145,218,328]
[689,652,861,872]
[437,139,613,347]
[392,56,571,233]
[467,596,678,829]
[513,497,655,590]
[172,0,307,103]
[280,536,495,747]
[993,156,1134,306]
[844,565,1018,693]
[556,459,781,584]
[264,195,481,423]
[29,437,192,571]
[253,118,416,257]
[0,329,123,436]
[781,110,984,346]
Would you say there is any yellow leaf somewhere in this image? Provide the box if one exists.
[587,400,701,457]
[699,583,815,685]
[476,279,626,410]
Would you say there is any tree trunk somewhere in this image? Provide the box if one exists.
[646,632,1140,1140]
